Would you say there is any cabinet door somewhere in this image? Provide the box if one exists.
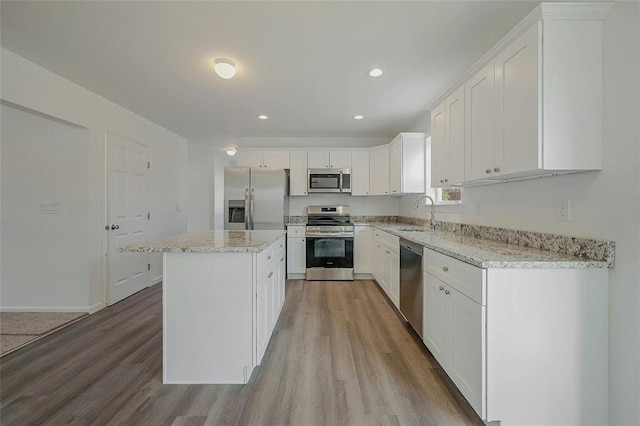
[236,150,264,168]
[389,137,402,194]
[449,288,485,418]
[351,150,370,196]
[256,273,270,364]
[287,237,306,274]
[446,87,465,185]
[263,151,290,169]
[423,273,450,368]
[354,225,372,273]
[372,237,383,283]
[307,151,329,168]
[381,246,391,294]
[369,145,390,195]
[389,247,400,308]
[495,22,540,176]
[289,151,308,196]
[329,151,352,169]
[276,238,286,312]
[465,61,495,181]
[431,101,447,188]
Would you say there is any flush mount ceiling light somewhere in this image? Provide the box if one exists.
[353,115,364,120]
[225,148,237,156]
[214,58,236,79]
[258,115,268,120]
[368,68,383,77]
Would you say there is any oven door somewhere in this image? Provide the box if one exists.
[305,235,354,280]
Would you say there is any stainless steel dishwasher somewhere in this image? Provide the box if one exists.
[400,238,423,338]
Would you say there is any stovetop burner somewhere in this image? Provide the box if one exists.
[306,205,352,226]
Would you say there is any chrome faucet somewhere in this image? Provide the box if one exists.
[414,195,436,231]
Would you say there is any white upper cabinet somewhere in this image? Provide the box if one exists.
[351,150,370,196]
[236,149,290,169]
[369,144,390,196]
[432,88,465,187]
[289,150,308,196]
[307,151,352,169]
[465,61,496,181]
[432,4,608,185]
[389,133,426,194]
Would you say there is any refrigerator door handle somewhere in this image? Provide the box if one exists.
[250,188,255,230]
[244,188,249,230]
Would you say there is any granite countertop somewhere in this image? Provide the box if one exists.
[363,223,611,269]
[119,230,286,253]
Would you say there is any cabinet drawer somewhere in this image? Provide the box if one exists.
[423,249,485,304]
[287,226,305,238]
[373,228,399,249]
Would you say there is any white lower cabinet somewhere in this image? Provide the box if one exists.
[372,229,399,308]
[256,236,286,365]
[423,259,485,417]
[422,247,609,425]
[354,225,372,273]
[286,225,306,276]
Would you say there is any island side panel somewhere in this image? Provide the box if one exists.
[163,252,254,384]
[485,268,609,425]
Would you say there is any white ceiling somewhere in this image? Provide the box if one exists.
[1,1,537,139]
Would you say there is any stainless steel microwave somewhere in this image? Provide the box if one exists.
[308,168,351,193]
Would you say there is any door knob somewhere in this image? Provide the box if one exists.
[111,224,120,230]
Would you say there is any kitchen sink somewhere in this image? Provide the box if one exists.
[398,228,430,232]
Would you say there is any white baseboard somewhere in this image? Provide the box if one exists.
[1,301,104,314]
[151,275,163,285]
[354,273,374,280]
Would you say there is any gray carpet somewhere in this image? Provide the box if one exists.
[0,312,87,356]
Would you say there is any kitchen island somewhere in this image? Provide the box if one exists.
[120,230,286,384]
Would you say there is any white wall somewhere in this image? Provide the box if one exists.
[1,105,92,309]
[0,48,188,311]
[403,4,640,424]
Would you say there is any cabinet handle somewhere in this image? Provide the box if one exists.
[280,257,284,262]
[268,272,274,278]
[385,191,388,194]
[439,285,444,291]
[444,179,448,183]
[485,169,492,174]
[494,167,500,172]
[442,266,448,272]
[444,289,450,295]
[267,256,272,260]
[386,250,390,254]
[392,190,397,193]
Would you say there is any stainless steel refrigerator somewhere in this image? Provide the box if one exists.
[224,167,289,230]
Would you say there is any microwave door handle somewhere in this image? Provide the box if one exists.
[339,171,343,192]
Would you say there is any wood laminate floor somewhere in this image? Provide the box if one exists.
[0,280,483,426]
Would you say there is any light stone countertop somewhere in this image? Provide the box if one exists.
[362,223,610,269]
[119,230,286,253]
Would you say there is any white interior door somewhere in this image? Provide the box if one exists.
[107,133,149,305]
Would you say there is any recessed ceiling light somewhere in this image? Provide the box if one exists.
[258,115,268,120]
[368,68,383,77]
[226,148,237,156]
[214,58,236,79]
[353,115,364,120]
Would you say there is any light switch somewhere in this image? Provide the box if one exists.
[39,202,60,214]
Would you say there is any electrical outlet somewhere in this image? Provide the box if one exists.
[558,199,571,221]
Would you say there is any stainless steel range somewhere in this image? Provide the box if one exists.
[305,206,354,281]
